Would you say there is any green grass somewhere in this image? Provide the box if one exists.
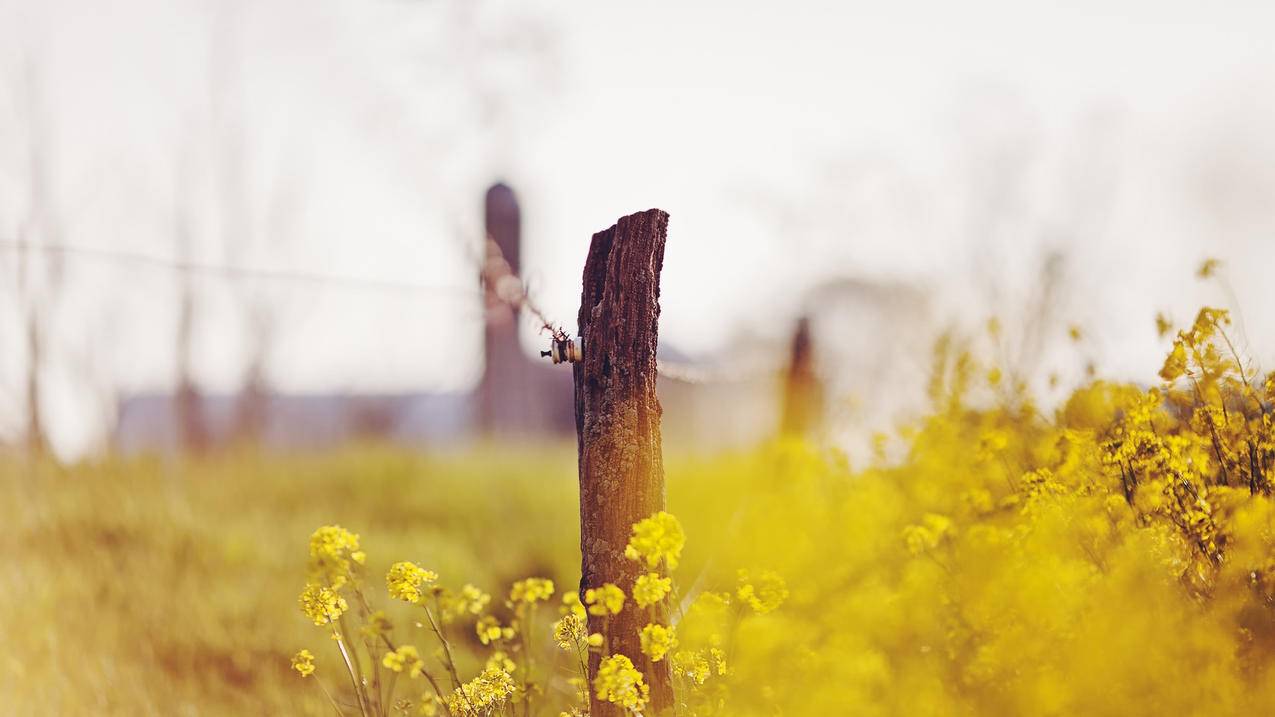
[0,444,585,716]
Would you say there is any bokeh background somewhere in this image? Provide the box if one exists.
[1,0,1274,457]
[5,1,1275,715]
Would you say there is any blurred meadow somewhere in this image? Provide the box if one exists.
[7,0,1275,715]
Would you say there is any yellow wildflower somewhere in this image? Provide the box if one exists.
[593,654,649,714]
[1197,257,1220,278]
[585,583,626,616]
[624,511,686,569]
[485,650,516,674]
[299,583,348,626]
[476,615,515,645]
[361,610,393,639]
[670,650,710,685]
[560,592,587,620]
[587,633,604,648]
[445,667,517,716]
[736,569,789,614]
[307,525,363,589]
[639,623,677,662]
[553,613,587,649]
[386,561,438,604]
[509,577,555,605]
[632,572,672,609]
[383,645,425,679]
[441,584,491,621]
[291,649,315,677]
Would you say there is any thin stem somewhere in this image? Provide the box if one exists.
[312,674,349,717]
[333,627,372,717]
[424,599,477,715]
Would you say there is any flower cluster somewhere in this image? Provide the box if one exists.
[623,511,686,569]
[593,654,649,714]
[386,561,437,604]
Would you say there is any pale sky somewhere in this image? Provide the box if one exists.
[3,0,1275,457]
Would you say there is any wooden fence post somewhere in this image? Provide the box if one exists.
[780,315,823,437]
[574,209,674,715]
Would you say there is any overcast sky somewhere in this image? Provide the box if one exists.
[3,0,1275,456]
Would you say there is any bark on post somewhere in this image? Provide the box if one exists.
[574,209,673,715]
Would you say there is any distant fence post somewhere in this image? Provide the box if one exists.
[780,315,822,437]
[574,209,674,715]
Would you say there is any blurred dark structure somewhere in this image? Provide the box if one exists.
[779,315,823,437]
[477,183,574,437]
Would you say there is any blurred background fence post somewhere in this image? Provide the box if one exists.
[779,315,823,438]
[573,209,674,715]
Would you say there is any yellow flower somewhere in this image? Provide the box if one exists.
[386,561,438,604]
[307,525,363,589]
[299,583,348,626]
[560,592,587,620]
[587,633,604,648]
[553,613,587,650]
[383,645,425,678]
[441,584,491,621]
[445,667,517,716]
[509,577,555,605]
[291,649,315,677]
[585,583,626,616]
[593,654,649,713]
[1197,257,1220,278]
[670,650,710,685]
[476,615,515,645]
[736,569,789,614]
[623,511,686,570]
[710,647,727,675]
[417,694,440,716]
[1160,340,1188,382]
[485,650,516,674]
[638,623,677,662]
[361,610,393,639]
[632,572,671,609]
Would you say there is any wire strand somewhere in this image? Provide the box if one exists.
[0,239,478,297]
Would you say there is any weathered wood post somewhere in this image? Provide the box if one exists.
[574,209,674,715]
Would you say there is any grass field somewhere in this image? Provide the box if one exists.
[11,310,1275,716]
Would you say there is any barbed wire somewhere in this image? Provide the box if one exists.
[0,237,779,383]
[0,239,479,298]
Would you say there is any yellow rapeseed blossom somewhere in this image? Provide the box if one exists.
[307,525,364,589]
[441,583,491,621]
[290,649,315,677]
[382,645,425,679]
[485,650,516,674]
[670,650,710,686]
[386,561,438,604]
[624,511,686,569]
[299,583,348,626]
[587,633,604,648]
[553,613,587,650]
[475,615,515,645]
[509,577,555,605]
[736,569,789,614]
[585,583,626,616]
[639,623,677,662]
[445,666,517,716]
[560,592,587,620]
[593,654,650,714]
[360,610,393,639]
[632,572,672,609]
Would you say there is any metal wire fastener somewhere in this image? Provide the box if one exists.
[541,334,582,364]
